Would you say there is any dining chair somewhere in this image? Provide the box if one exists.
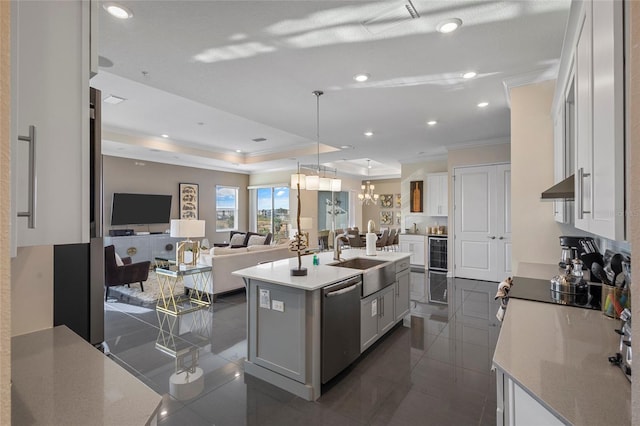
[376,229,389,250]
[386,228,397,251]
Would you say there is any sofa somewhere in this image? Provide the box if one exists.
[183,241,295,300]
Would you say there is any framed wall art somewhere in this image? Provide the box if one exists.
[380,194,394,208]
[179,183,199,219]
[410,181,423,213]
[380,210,393,226]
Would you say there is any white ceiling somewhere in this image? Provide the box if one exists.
[93,0,570,179]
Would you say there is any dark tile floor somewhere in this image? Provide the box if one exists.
[105,271,501,425]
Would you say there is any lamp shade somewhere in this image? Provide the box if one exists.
[299,217,313,230]
[170,219,205,238]
[330,178,342,192]
[318,177,332,191]
[290,173,306,189]
[305,175,319,190]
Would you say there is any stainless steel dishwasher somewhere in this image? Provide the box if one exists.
[321,275,362,384]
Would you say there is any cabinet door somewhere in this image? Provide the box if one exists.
[589,0,625,240]
[427,173,448,217]
[379,285,396,335]
[360,293,380,352]
[574,4,592,232]
[553,104,567,223]
[12,1,89,248]
[394,269,410,321]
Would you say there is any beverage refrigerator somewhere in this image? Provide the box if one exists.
[427,235,448,304]
[53,87,105,346]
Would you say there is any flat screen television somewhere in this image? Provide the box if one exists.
[110,193,172,226]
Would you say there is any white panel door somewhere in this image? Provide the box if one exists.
[454,165,496,281]
[454,164,511,282]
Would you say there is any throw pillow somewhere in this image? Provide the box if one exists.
[229,233,246,246]
[247,235,267,246]
[114,252,124,266]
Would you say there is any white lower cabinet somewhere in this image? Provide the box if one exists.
[360,285,395,352]
[398,234,426,267]
[495,368,564,426]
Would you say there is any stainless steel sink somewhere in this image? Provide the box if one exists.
[329,257,388,270]
[328,257,395,297]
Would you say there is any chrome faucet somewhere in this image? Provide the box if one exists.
[334,231,348,261]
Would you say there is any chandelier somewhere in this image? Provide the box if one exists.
[358,160,379,205]
[290,91,341,192]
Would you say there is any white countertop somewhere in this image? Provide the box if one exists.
[493,299,630,425]
[232,249,410,291]
[12,326,162,426]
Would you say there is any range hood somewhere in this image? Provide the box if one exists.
[540,175,574,200]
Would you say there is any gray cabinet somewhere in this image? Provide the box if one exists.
[394,268,410,322]
[104,234,180,263]
[11,0,90,252]
[360,285,395,352]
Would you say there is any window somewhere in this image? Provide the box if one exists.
[257,186,290,240]
[216,186,238,231]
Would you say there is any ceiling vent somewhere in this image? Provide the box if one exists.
[362,0,420,35]
[104,95,126,105]
[252,137,267,142]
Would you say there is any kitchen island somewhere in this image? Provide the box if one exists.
[232,249,411,401]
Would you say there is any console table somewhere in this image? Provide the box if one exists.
[104,234,181,264]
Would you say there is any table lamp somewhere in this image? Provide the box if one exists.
[170,219,206,267]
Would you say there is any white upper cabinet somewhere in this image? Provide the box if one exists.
[427,173,448,217]
[11,0,90,251]
[572,0,625,240]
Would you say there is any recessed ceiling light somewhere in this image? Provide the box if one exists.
[161,134,169,138]
[436,18,462,34]
[103,95,126,105]
[340,145,353,149]
[427,120,437,126]
[462,71,477,79]
[103,2,133,19]
[235,149,242,153]
[353,73,370,82]
[477,102,489,108]
[364,131,374,137]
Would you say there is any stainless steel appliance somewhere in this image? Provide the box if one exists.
[428,236,447,271]
[609,308,632,381]
[509,276,601,311]
[559,235,596,268]
[53,87,105,346]
[428,235,448,304]
[321,276,362,384]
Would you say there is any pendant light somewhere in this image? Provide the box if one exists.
[290,91,342,192]
[358,160,379,204]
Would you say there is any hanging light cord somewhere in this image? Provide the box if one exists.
[313,90,323,174]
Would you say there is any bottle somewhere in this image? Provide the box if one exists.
[313,254,319,266]
[412,182,421,212]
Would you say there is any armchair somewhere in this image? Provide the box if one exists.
[104,245,151,301]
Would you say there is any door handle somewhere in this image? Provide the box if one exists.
[498,236,504,240]
[577,167,591,218]
[488,236,496,239]
[17,125,37,229]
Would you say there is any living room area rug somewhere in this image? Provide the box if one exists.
[107,270,185,304]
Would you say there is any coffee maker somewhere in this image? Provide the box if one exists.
[559,236,598,268]
[559,236,583,268]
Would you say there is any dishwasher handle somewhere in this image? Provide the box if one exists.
[325,283,360,298]
[324,276,362,298]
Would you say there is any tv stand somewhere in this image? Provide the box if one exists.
[104,234,181,264]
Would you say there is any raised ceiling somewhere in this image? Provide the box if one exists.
[93,0,570,178]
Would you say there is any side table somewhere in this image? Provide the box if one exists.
[155,265,212,315]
